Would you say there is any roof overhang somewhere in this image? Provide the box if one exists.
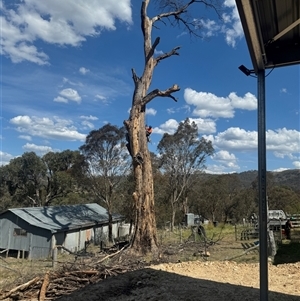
[236,0,300,74]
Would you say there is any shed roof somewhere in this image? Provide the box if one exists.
[2,203,123,233]
[236,0,300,73]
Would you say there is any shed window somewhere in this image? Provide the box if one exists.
[14,228,27,237]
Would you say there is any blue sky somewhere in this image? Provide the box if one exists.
[1,0,299,174]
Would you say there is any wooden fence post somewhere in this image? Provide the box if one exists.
[52,247,57,268]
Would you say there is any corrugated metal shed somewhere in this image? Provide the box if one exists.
[5,203,122,233]
[0,203,124,259]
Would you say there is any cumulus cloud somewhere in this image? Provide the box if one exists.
[204,127,300,159]
[0,151,14,166]
[54,96,68,103]
[155,119,179,135]
[22,143,55,155]
[59,88,81,103]
[10,115,86,141]
[1,0,132,64]
[146,108,157,116]
[293,161,300,169]
[184,88,257,118]
[79,67,90,75]
[189,118,216,134]
[204,127,257,151]
[267,128,300,158]
[211,150,240,170]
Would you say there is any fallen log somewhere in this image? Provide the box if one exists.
[95,246,127,264]
[0,277,40,300]
[39,271,49,301]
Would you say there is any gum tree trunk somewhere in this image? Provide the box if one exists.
[124,0,219,254]
[124,0,180,254]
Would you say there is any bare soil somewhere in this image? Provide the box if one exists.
[1,231,300,301]
[56,260,300,301]
[55,239,300,301]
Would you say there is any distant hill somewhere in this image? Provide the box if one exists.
[271,169,300,191]
[202,169,299,191]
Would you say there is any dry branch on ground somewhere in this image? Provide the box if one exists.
[0,248,138,301]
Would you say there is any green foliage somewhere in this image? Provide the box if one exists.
[79,123,130,241]
[156,118,214,229]
[0,150,84,209]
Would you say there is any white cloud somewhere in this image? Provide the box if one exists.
[95,94,109,104]
[22,143,55,155]
[189,118,216,134]
[154,49,164,56]
[205,164,230,174]
[0,151,14,166]
[54,96,68,103]
[273,167,290,172]
[191,1,243,47]
[155,119,179,135]
[267,128,300,158]
[221,0,244,47]
[211,150,240,170]
[62,77,81,86]
[184,88,257,119]
[204,127,300,160]
[292,161,300,169]
[59,88,81,103]
[19,135,32,141]
[146,108,157,116]
[156,117,216,136]
[80,115,98,121]
[204,127,257,151]
[176,32,187,39]
[81,120,95,130]
[1,0,132,64]
[10,115,86,141]
[167,108,175,114]
[228,92,257,110]
[196,19,221,37]
[79,67,90,75]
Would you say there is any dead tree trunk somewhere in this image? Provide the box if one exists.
[124,0,180,254]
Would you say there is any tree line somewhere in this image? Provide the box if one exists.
[1,119,299,238]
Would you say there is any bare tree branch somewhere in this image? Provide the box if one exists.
[131,69,140,85]
[142,84,180,106]
[155,46,180,64]
[151,1,193,24]
[152,0,222,38]
[146,37,161,63]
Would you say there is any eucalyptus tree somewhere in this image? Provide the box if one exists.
[42,150,85,206]
[79,124,130,242]
[157,118,214,230]
[1,152,47,206]
[124,0,220,253]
